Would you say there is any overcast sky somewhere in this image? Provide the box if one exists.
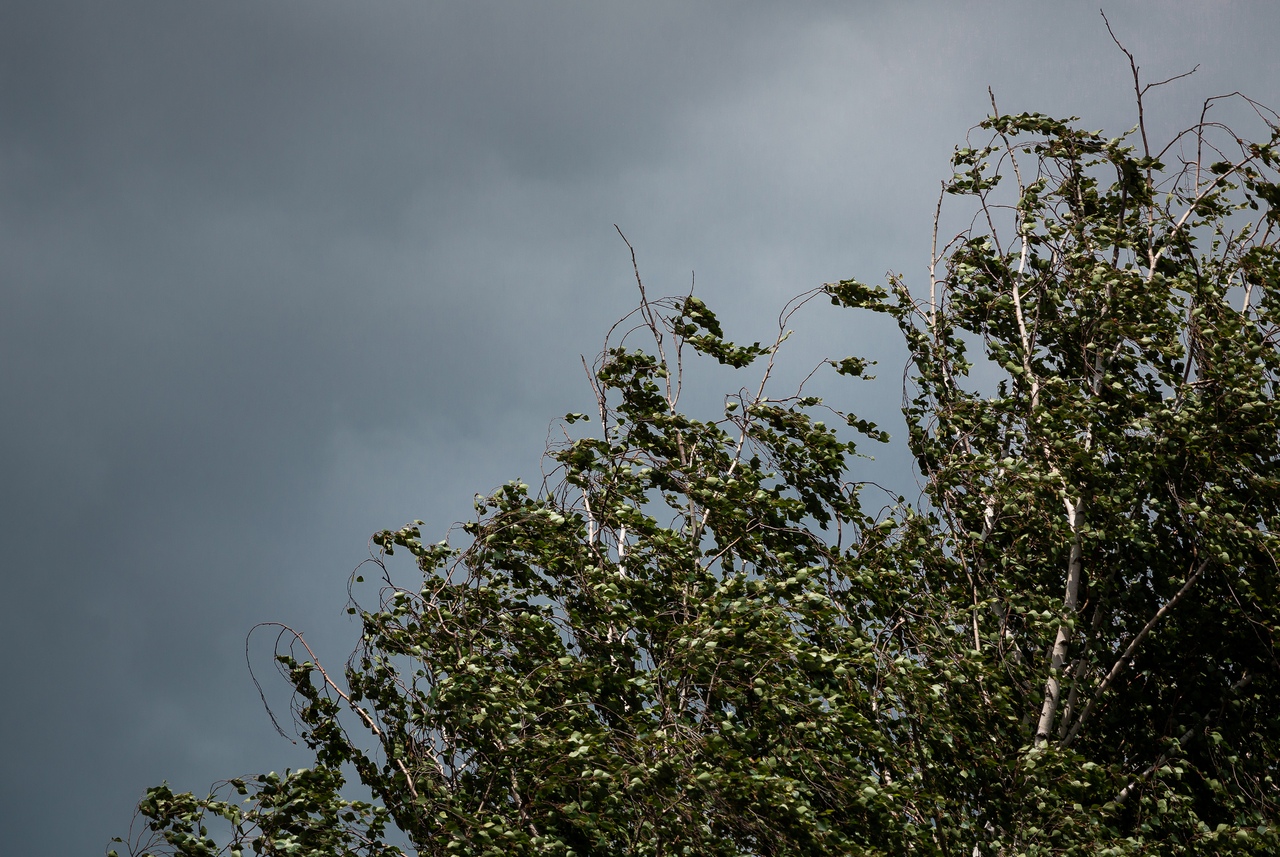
[3,2,1278,853]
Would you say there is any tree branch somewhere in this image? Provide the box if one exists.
[1062,559,1207,747]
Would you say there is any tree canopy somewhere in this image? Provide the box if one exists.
[116,72,1280,857]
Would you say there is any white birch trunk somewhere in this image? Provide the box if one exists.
[1034,497,1083,745]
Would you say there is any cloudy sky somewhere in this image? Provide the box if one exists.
[3,2,1278,852]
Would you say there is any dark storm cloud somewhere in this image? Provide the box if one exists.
[2,2,1278,853]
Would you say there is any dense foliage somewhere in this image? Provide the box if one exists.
[117,80,1280,856]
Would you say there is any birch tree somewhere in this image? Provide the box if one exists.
[116,74,1279,857]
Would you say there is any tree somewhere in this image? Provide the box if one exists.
[116,68,1280,857]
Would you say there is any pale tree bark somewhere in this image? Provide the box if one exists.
[1034,496,1084,745]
